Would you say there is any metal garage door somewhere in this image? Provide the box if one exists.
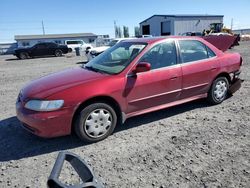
[161,21,171,35]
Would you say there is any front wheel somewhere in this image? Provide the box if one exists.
[74,103,117,142]
[207,77,229,105]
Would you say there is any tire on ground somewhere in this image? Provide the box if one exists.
[74,103,117,142]
[207,76,229,105]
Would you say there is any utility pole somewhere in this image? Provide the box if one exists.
[114,20,117,38]
[231,18,234,30]
[42,20,45,35]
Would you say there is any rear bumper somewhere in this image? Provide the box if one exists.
[16,102,73,138]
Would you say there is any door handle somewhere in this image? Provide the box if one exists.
[170,76,178,80]
[211,67,217,71]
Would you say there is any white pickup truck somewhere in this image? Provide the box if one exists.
[86,38,135,61]
[65,40,92,52]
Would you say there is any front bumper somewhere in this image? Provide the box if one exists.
[16,102,73,138]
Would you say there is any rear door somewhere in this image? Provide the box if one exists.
[177,39,217,99]
[47,43,57,55]
[125,40,182,114]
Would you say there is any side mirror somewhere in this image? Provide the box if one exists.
[134,62,151,73]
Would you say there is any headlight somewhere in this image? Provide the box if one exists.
[90,50,97,55]
[24,100,64,111]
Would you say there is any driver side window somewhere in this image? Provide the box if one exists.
[140,41,177,70]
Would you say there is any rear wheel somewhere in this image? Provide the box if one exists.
[55,49,62,57]
[19,52,28,59]
[207,77,229,105]
[74,103,117,142]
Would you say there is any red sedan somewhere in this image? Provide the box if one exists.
[16,37,243,142]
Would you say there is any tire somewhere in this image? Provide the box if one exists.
[19,52,28,59]
[74,103,117,142]
[207,77,229,105]
[55,49,63,57]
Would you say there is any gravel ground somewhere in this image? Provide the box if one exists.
[0,43,249,188]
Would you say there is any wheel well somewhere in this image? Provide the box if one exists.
[71,96,122,133]
[215,72,231,84]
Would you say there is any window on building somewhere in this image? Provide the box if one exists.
[139,41,177,70]
[89,38,95,43]
[142,25,150,35]
[66,40,83,45]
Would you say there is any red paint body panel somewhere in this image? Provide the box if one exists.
[16,37,242,138]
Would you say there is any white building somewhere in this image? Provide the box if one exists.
[139,14,224,36]
[14,33,98,48]
[0,43,17,55]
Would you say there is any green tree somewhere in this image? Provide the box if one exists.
[115,25,123,38]
[123,26,129,38]
[134,26,140,37]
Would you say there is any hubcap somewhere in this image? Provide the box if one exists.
[20,53,26,59]
[56,51,61,56]
[84,109,112,138]
[214,80,227,101]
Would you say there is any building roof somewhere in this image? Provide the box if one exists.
[233,28,250,31]
[140,14,224,24]
[15,33,97,40]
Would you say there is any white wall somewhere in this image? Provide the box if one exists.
[174,17,223,35]
[140,16,223,36]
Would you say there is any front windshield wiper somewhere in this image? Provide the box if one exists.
[83,65,107,74]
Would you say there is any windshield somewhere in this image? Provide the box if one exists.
[107,40,119,47]
[84,42,147,74]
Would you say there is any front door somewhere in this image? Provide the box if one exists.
[31,43,48,56]
[125,40,182,114]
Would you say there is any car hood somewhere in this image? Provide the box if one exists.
[91,46,110,53]
[21,67,107,99]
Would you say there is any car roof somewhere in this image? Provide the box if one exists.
[121,36,204,44]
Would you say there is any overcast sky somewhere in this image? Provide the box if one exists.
[1,0,250,43]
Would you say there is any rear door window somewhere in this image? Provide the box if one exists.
[178,40,210,63]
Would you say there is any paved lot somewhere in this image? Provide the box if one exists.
[0,44,249,187]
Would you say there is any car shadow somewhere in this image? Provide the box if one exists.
[5,55,65,61]
[0,100,208,162]
[76,61,88,64]
[5,57,19,61]
[116,99,209,133]
[0,117,85,162]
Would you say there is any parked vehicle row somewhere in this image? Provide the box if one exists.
[13,40,93,59]
[16,37,243,143]
[14,42,70,59]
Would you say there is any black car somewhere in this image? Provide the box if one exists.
[14,42,69,59]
